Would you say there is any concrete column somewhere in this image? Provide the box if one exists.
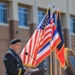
[29,0,38,29]
[33,0,38,27]
[28,0,38,37]
[8,1,19,40]
[9,0,18,20]
[63,0,71,48]
[61,0,71,75]
[29,22,36,37]
[9,20,19,40]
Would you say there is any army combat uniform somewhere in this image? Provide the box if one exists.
[3,49,25,75]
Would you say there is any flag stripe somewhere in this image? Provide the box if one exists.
[29,30,38,64]
[35,42,50,66]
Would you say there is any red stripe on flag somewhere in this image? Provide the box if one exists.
[56,45,65,67]
[27,38,32,64]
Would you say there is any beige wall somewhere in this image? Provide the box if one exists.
[0,0,75,75]
[0,26,9,39]
[0,26,10,75]
[37,0,51,9]
[50,0,67,13]
[18,0,34,6]
[69,0,75,15]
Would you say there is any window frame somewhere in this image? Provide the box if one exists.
[70,17,75,34]
[0,2,8,24]
[38,10,46,24]
[18,6,28,27]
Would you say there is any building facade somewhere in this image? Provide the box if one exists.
[0,0,75,75]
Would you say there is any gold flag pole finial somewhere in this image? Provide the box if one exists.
[46,4,51,14]
[57,6,61,20]
[57,6,61,14]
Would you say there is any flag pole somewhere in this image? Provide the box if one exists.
[52,5,58,75]
[47,4,52,75]
[46,4,52,75]
[48,4,53,75]
[51,5,58,75]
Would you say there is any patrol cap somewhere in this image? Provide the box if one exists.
[10,38,21,44]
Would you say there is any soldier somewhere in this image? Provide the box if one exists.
[3,38,25,75]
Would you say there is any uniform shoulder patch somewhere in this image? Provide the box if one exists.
[6,50,12,54]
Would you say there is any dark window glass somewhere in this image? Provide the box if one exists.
[70,17,75,33]
[0,3,7,23]
[18,7,28,27]
[38,11,45,24]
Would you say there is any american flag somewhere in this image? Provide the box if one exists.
[20,8,53,67]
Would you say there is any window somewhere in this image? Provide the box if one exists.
[38,10,45,24]
[70,17,75,33]
[18,7,28,27]
[0,3,7,23]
